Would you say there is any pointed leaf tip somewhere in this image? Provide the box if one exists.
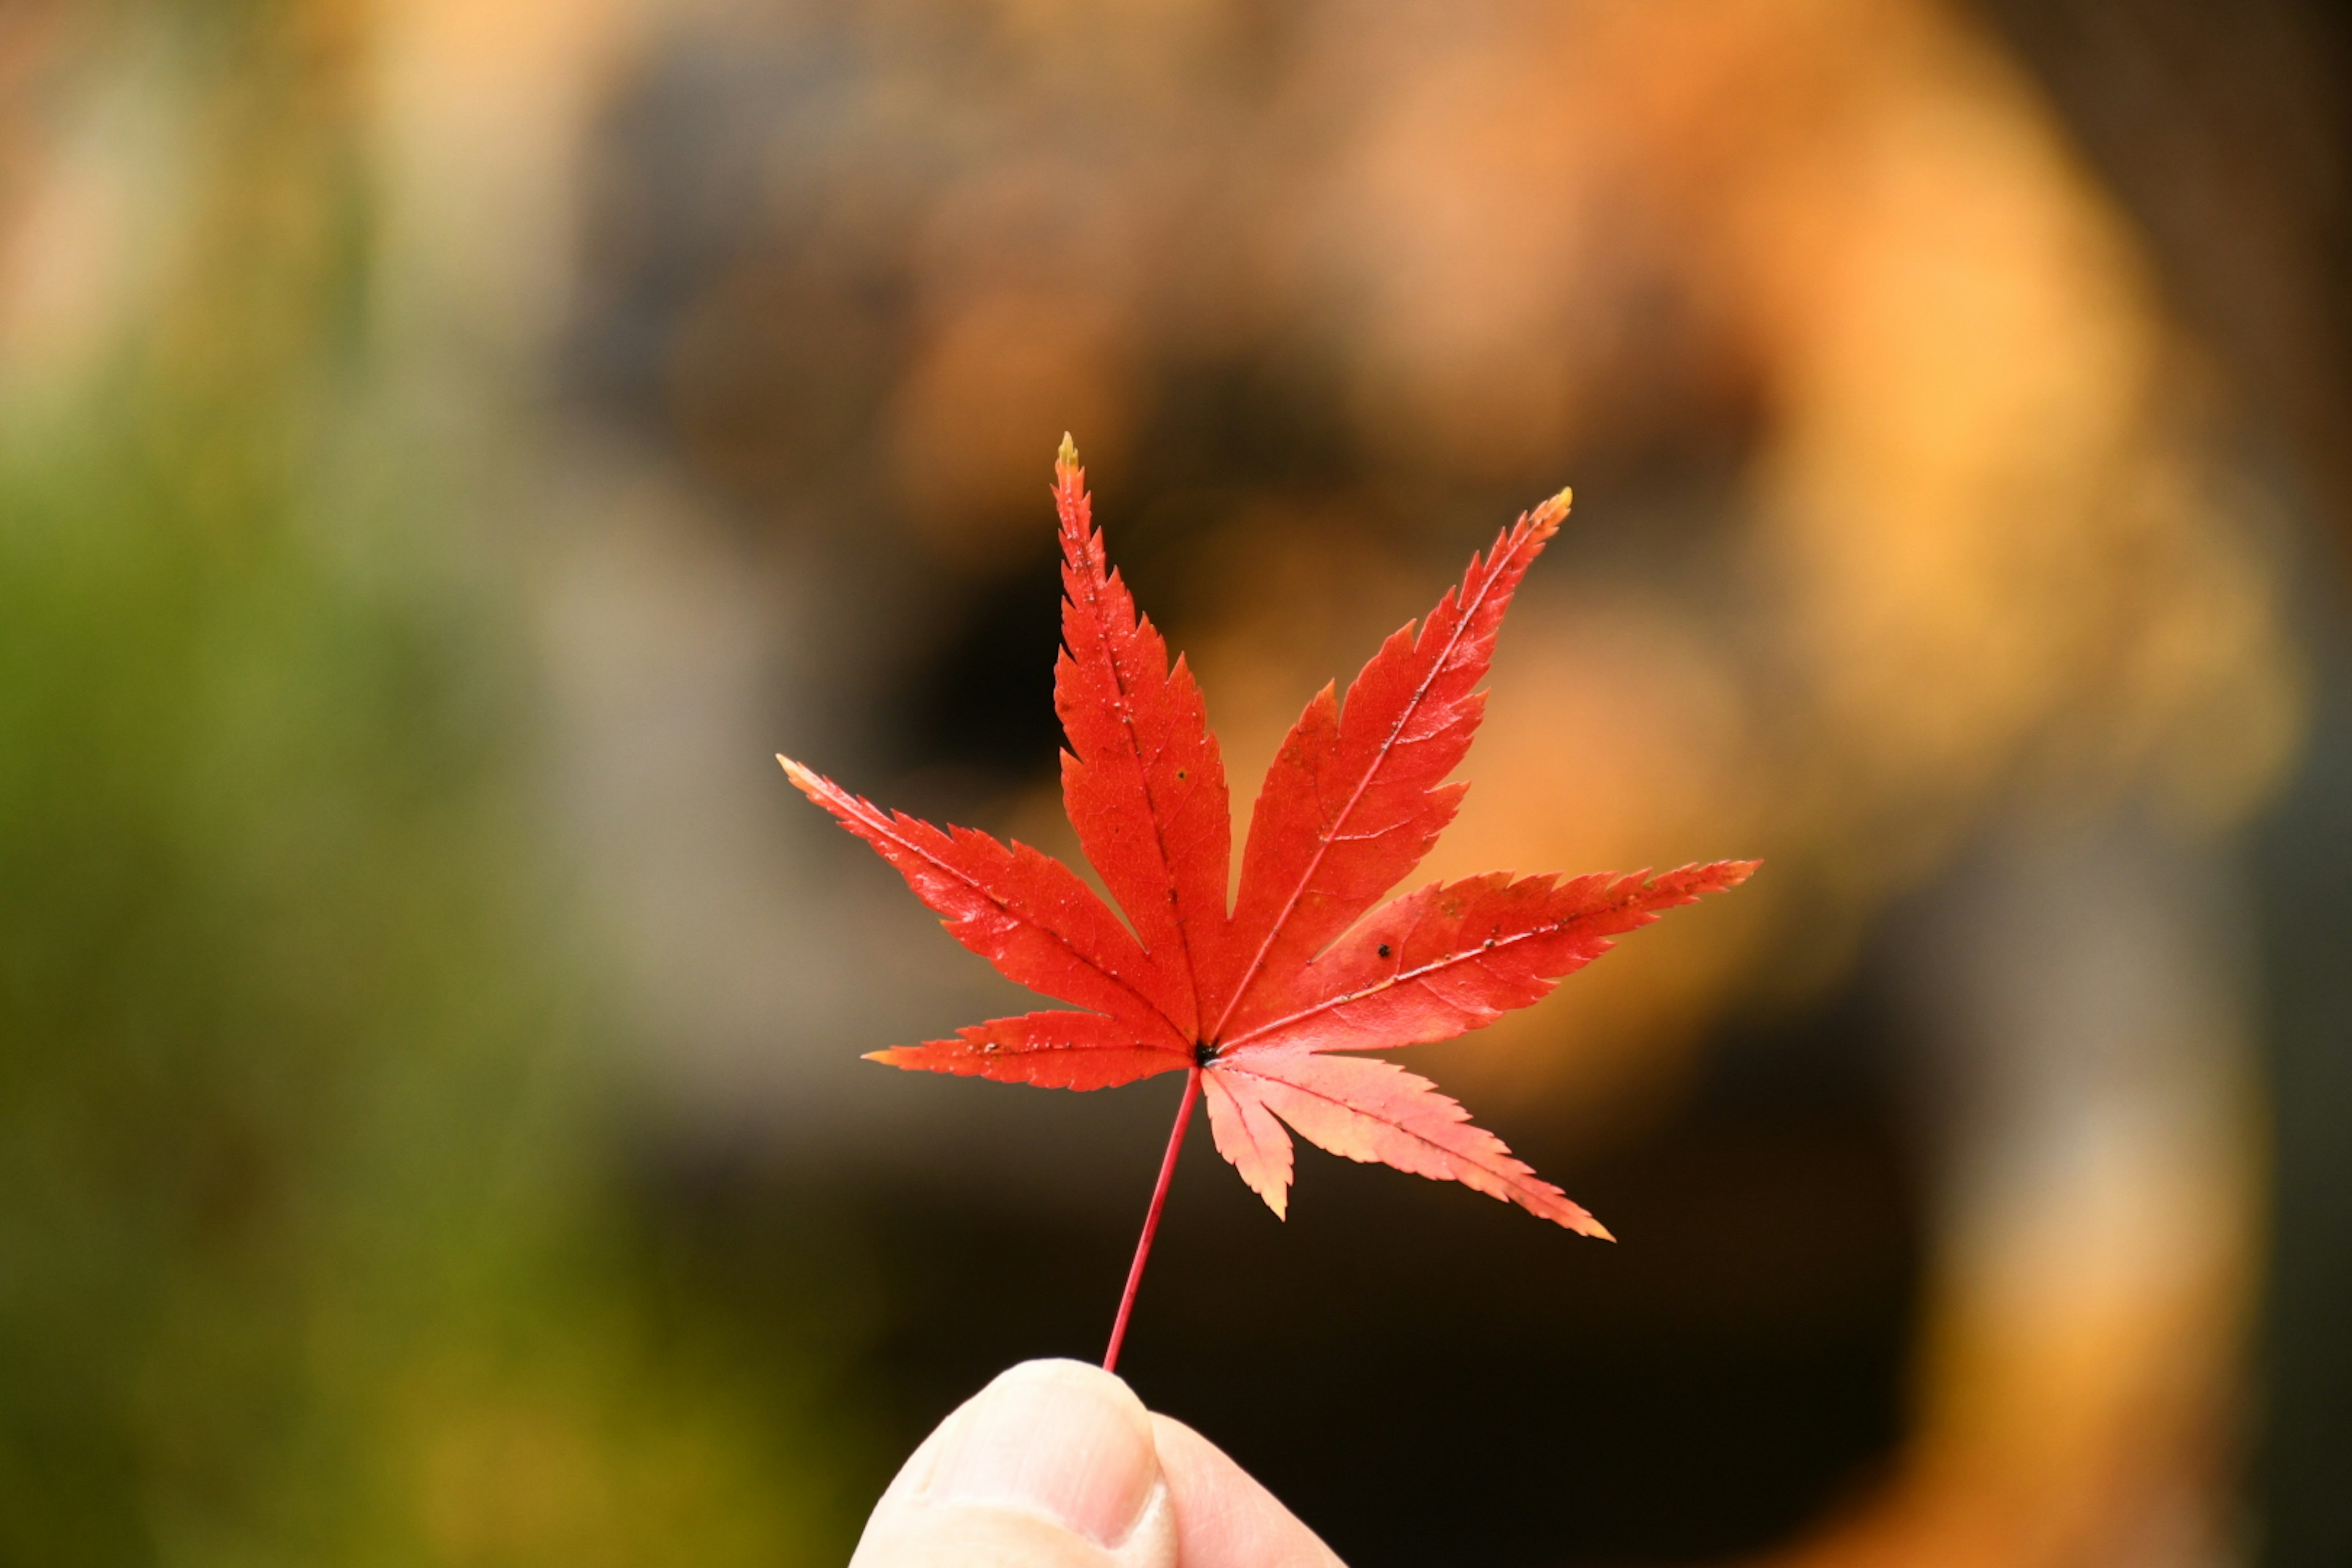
[1523,486,1572,538]
[777,754,827,804]
[1058,431,1080,469]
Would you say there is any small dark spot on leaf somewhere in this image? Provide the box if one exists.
[1377,943,1392,959]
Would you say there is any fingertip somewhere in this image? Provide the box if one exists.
[1150,1413,1347,1568]
[853,1360,1176,1567]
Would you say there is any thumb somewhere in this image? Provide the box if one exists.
[850,1359,1177,1568]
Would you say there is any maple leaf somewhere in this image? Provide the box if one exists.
[779,435,1756,1368]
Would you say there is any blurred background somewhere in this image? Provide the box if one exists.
[2,1,2346,1564]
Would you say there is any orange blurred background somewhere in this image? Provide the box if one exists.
[2,1,2346,1564]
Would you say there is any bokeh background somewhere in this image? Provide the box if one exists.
[3,1,2347,1564]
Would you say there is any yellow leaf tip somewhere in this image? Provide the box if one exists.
[1523,485,1573,537]
[1057,431,1080,469]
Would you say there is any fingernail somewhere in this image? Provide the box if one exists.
[921,1359,1160,1548]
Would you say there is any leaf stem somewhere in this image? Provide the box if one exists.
[1103,1065,1201,1374]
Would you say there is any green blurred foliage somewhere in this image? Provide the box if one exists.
[0,5,865,1562]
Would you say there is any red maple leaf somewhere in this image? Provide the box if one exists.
[780,435,1756,1368]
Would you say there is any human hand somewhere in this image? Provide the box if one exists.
[849,1359,1346,1567]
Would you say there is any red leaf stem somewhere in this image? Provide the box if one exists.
[1103,1065,1202,1374]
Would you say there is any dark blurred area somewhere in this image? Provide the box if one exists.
[1,1,2345,1564]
